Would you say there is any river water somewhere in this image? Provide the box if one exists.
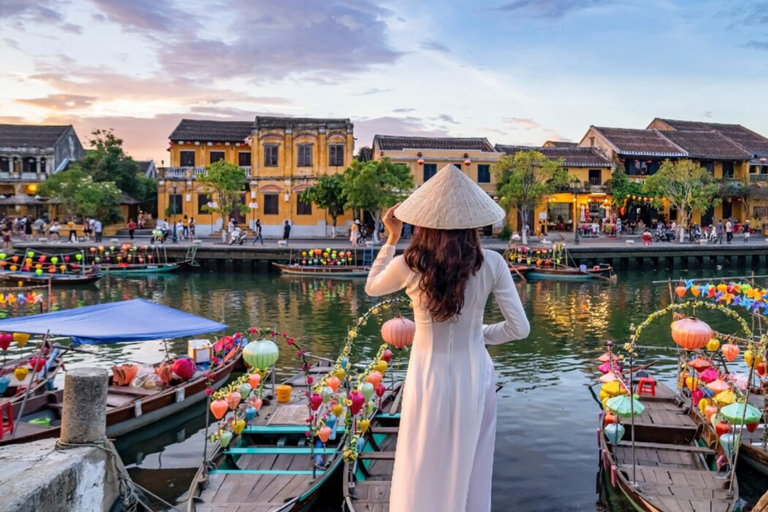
[3,269,767,511]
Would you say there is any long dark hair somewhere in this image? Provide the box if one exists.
[403,228,483,322]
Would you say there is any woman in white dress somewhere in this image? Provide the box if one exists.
[365,165,531,512]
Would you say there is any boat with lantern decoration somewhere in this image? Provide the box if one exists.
[0,270,102,286]
[0,248,101,286]
[592,297,746,512]
[187,329,353,512]
[84,243,185,275]
[274,248,371,277]
[506,242,615,281]
[0,299,238,445]
[0,337,64,403]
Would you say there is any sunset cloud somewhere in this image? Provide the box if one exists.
[17,94,97,110]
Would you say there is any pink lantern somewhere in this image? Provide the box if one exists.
[707,379,730,394]
[699,368,718,383]
[375,384,386,398]
[310,393,323,411]
[226,391,242,410]
[381,316,415,349]
[600,372,617,383]
[0,333,12,351]
[349,391,365,415]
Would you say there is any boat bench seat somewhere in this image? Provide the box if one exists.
[370,427,399,435]
[209,469,320,475]
[224,447,336,455]
[360,451,396,460]
[108,385,158,396]
[618,441,715,455]
[375,413,400,420]
[242,426,346,435]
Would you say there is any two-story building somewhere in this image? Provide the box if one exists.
[159,116,355,237]
[0,124,84,219]
[494,145,612,232]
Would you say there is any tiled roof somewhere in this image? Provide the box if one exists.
[0,124,72,148]
[169,119,253,142]
[255,116,352,130]
[357,147,373,162]
[656,130,752,160]
[495,145,611,167]
[543,140,577,148]
[374,135,495,152]
[593,127,687,157]
[654,118,768,157]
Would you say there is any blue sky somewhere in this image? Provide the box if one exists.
[1,0,767,162]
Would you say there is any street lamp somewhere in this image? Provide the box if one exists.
[170,179,178,243]
[571,178,583,245]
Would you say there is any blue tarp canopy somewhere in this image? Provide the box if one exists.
[0,298,227,345]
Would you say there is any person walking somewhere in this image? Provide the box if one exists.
[716,219,724,244]
[2,222,11,250]
[726,218,733,244]
[94,218,103,243]
[182,215,189,239]
[252,219,263,245]
[189,218,196,240]
[745,220,751,243]
[282,220,291,242]
[365,165,530,512]
[67,219,77,242]
[127,218,137,241]
[350,220,360,248]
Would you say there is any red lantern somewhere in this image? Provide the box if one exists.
[604,412,617,425]
[417,158,425,166]
[747,421,760,433]
[463,158,471,166]
[670,317,712,350]
[757,361,766,377]
[381,349,393,363]
[381,316,415,349]
[715,421,732,436]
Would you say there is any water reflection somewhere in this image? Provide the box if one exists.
[1,269,767,510]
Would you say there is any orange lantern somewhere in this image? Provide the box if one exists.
[318,425,332,443]
[704,404,718,422]
[675,286,686,298]
[366,371,383,388]
[225,391,242,410]
[327,375,340,392]
[670,317,712,350]
[721,343,740,362]
[381,316,416,349]
[210,399,228,419]
[248,372,261,389]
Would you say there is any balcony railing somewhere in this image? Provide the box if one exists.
[589,184,606,193]
[0,171,45,181]
[750,174,768,183]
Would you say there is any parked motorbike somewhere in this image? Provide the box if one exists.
[228,228,248,245]
[654,229,676,242]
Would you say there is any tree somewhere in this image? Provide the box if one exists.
[643,159,721,242]
[342,158,414,243]
[492,150,570,245]
[39,169,122,219]
[197,160,250,241]
[300,174,346,237]
[606,158,644,217]
[72,129,157,215]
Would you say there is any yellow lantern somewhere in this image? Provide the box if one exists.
[373,360,388,374]
[13,332,30,348]
[359,418,370,434]
[14,367,28,381]
[332,403,343,417]
[714,389,736,406]
[706,338,720,352]
[698,398,710,415]
[685,376,699,391]
[745,350,763,369]
[335,368,346,380]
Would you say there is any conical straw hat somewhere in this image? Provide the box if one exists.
[395,164,505,229]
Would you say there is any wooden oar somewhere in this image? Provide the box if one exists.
[510,266,527,282]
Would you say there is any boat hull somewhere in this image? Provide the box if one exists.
[273,262,370,277]
[0,272,102,286]
[528,267,614,281]
[101,263,180,275]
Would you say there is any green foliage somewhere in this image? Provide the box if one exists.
[301,174,346,226]
[643,159,721,229]
[492,150,570,242]
[72,129,157,213]
[342,158,414,219]
[197,160,249,226]
[39,168,122,219]
[606,161,644,208]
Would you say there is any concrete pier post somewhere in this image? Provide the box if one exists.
[60,367,108,445]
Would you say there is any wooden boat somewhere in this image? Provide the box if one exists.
[600,381,739,512]
[528,263,615,281]
[0,271,102,286]
[99,262,181,275]
[187,361,346,512]
[0,345,63,401]
[509,264,534,279]
[273,262,370,278]
[343,381,404,512]
[0,344,242,446]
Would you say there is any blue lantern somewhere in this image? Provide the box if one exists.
[720,433,737,460]
[604,423,625,445]
[0,375,9,394]
[327,414,338,441]
[245,406,257,423]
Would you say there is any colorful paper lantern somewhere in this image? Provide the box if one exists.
[318,425,332,443]
[13,332,29,347]
[226,391,242,410]
[242,339,280,369]
[604,423,625,445]
[381,316,416,349]
[327,375,340,392]
[210,399,228,419]
[670,317,712,350]
[722,343,740,362]
[219,431,233,448]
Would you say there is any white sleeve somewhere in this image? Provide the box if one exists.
[483,253,531,345]
[365,245,415,297]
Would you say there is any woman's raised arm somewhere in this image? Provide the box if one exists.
[483,253,530,345]
[365,245,415,297]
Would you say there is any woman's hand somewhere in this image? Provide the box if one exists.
[383,203,403,246]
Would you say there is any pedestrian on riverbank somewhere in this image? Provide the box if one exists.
[183,215,189,239]
[189,218,196,240]
[642,229,652,246]
[2,222,11,249]
[365,165,530,512]
[745,220,751,243]
[350,220,360,248]
[726,219,733,244]
[94,218,103,243]
[282,220,291,242]
[127,218,136,240]
[67,219,77,242]
[716,220,724,244]
[252,219,263,245]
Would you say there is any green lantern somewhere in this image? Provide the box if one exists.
[27,251,34,258]
[242,339,280,369]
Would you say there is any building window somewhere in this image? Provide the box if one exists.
[329,145,344,166]
[263,193,279,215]
[477,164,491,183]
[238,152,251,167]
[168,194,183,215]
[700,161,715,174]
[298,145,313,167]
[722,161,735,178]
[423,163,437,182]
[588,169,602,186]
[180,151,195,167]
[40,158,46,173]
[0,158,8,173]
[23,158,36,173]
[209,151,225,164]
[198,193,211,214]
[297,197,312,215]
[264,146,278,167]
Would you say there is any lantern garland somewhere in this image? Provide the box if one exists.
[504,244,566,267]
[673,279,768,315]
[297,248,357,267]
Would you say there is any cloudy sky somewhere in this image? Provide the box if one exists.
[2,0,768,163]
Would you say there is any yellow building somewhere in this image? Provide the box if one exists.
[159,116,355,237]
[578,125,754,227]
[494,145,613,234]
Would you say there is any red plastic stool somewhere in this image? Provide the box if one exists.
[0,401,13,441]
[637,377,656,397]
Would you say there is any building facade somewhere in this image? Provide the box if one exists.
[0,124,85,219]
[159,117,355,237]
